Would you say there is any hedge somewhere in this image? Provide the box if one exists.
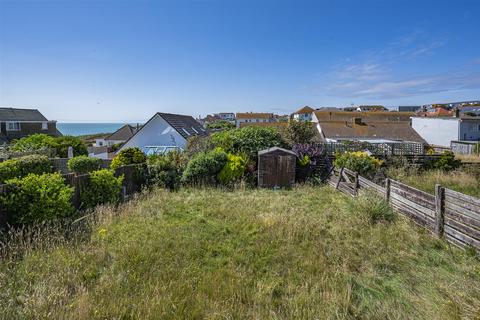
[0,155,53,183]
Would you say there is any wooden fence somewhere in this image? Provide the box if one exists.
[328,167,480,253]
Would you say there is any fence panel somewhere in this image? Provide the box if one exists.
[444,188,480,251]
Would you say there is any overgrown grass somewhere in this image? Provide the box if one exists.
[388,167,480,197]
[1,186,479,319]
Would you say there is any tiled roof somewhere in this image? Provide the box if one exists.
[0,107,48,121]
[158,113,208,139]
[293,106,315,114]
[314,111,413,122]
[236,112,274,119]
[318,121,426,143]
[105,124,141,141]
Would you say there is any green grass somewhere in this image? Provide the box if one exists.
[388,167,480,197]
[1,186,480,319]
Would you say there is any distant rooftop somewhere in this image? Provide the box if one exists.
[0,107,49,121]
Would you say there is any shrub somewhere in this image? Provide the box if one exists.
[111,147,147,170]
[282,121,318,145]
[185,135,214,158]
[67,156,102,174]
[218,153,247,185]
[211,126,284,159]
[147,150,187,191]
[182,149,228,185]
[351,190,396,224]
[0,155,52,183]
[54,136,88,158]
[206,120,235,130]
[80,169,123,209]
[334,151,383,177]
[0,173,73,225]
[10,134,56,152]
[427,151,461,171]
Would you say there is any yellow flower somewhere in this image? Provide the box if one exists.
[98,228,108,239]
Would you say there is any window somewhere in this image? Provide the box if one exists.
[181,128,191,136]
[41,122,48,130]
[6,122,20,131]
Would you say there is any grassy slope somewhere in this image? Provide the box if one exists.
[1,187,480,319]
[388,168,480,197]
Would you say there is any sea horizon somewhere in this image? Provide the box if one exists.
[57,123,141,137]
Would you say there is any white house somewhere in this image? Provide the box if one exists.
[235,112,275,128]
[292,106,314,122]
[95,124,141,147]
[119,112,207,155]
[411,116,480,147]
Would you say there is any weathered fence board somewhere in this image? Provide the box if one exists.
[329,166,480,253]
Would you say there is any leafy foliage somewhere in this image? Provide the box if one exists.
[211,126,284,159]
[80,169,123,209]
[0,155,53,183]
[218,153,247,185]
[334,151,383,177]
[427,151,461,171]
[0,173,73,225]
[54,136,88,158]
[282,121,318,145]
[147,151,187,191]
[10,134,88,158]
[185,135,214,158]
[205,120,235,130]
[292,144,325,166]
[182,149,228,185]
[10,134,56,152]
[67,156,102,174]
[110,147,147,170]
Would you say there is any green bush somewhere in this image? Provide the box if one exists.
[282,121,318,145]
[218,153,247,185]
[10,134,88,158]
[211,126,284,159]
[0,173,73,225]
[111,147,147,170]
[182,149,228,185]
[427,151,461,171]
[80,169,123,209]
[147,151,186,191]
[206,120,235,130]
[185,135,214,158]
[0,155,53,183]
[67,156,102,174]
[334,151,383,178]
[10,134,56,152]
[54,136,88,158]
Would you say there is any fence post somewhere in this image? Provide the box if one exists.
[435,184,445,238]
[385,178,391,202]
[335,167,344,190]
[354,171,359,196]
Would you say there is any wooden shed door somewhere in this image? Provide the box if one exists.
[277,155,294,186]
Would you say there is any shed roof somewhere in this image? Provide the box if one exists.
[258,147,297,156]
[0,107,49,121]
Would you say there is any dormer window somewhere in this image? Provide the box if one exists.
[42,122,48,130]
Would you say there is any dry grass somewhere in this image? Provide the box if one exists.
[1,186,479,319]
[388,167,480,197]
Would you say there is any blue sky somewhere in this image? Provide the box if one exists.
[1,0,479,122]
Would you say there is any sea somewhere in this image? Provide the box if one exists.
[57,123,135,136]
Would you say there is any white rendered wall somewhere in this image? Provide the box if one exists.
[411,117,459,147]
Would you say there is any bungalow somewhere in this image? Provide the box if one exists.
[292,106,314,122]
[235,112,275,128]
[95,124,141,147]
[118,112,208,155]
[312,111,425,143]
[411,115,480,147]
[0,107,60,143]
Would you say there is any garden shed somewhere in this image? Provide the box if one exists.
[258,147,296,188]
